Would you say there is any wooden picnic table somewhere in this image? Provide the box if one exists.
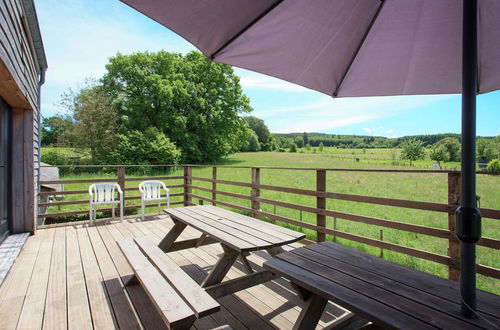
[161,205,305,298]
[263,242,500,330]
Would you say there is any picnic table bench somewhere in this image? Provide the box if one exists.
[161,205,305,298]
[118,237,220,329]
[264,242,500,330]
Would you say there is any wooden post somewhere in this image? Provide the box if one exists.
[251,167,260,218]
[184,166,192,206]
[212,166,217,206]
[448,172,461,281]
[316,170,326,242]
[117,166,125,198]
[380,229,384,258]
[333,217,337,242]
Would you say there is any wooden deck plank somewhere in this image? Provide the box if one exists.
[0,231,44,329]
[42,227,68,330]
[0,216,357,330]
[76,225,117,329]
[65,226,93,330]
[96,222,167,329]
[16,228,55,329]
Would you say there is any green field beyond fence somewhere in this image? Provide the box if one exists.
[39,151,500,295]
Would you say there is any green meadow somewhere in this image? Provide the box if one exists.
[41,150,500,294]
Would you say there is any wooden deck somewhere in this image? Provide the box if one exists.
[0,215,348,329]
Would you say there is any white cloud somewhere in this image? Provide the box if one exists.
[363,128,372,133]
[378,126,384,129]
[254,94,453,133]
[386,129,394,134]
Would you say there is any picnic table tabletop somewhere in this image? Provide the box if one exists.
[160,205,305,298]
[164,205,305,252]
[263,242,500,330]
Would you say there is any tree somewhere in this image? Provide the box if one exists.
[318,142,324,152]
[400,138,425,166]
[437,137,461,162]
[244,116,270,144]
[303,132,309,146]
[240,129,260,152]
[289,142,298,152]
[102,50,251,163]
[108,128,181,165]
[294,136,304,148]
[429,144,449,168]
[60,82,120,162]
[41,115,76,146]
[477,138,498,162]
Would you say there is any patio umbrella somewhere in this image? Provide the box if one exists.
[120,0,499,317]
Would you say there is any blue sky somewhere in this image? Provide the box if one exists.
[36,0,499,138]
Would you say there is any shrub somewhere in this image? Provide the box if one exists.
[289,143,298,153]
[487,159,500,172]
[107,128,181,165]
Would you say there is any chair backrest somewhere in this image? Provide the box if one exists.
[139,180,167,200]
[89,182,120,203]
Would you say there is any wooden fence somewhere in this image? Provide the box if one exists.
[38,164,500,283]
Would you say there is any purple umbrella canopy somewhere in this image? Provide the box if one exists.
[121,0,500,97]
[120,0,498,318]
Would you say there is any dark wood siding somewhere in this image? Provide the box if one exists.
[0,0,44,233]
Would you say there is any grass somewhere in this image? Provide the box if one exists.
[41,150,500,294]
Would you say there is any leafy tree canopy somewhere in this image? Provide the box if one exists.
[244,116,270,144]
[102,50,251,163]
[437,137,461,162]
[41,115,76,146]
[400,138,425,166]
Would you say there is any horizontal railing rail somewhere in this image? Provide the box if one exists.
[36,164,500,284]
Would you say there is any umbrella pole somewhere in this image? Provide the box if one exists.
[458,0,481,318]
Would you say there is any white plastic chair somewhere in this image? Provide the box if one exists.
[89,182,124,223]
[139,180,170,220]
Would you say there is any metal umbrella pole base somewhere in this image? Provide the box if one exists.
[456,206,481,317]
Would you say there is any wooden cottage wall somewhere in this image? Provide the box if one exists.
[0,0,43,233]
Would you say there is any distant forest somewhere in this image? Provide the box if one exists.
[273,132,495,149]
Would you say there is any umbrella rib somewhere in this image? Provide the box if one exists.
[209,0,286,60]
[333,0,386,97]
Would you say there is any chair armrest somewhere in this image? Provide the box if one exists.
[115,184,124,196]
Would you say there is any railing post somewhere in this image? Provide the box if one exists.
[448,172,461,281]
[117,166,125,199]
[184,166,192,206]
[251,167,260,218]
[212,166,217,206]
[316,170,326,242]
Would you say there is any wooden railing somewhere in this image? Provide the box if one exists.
[38,164,500,284]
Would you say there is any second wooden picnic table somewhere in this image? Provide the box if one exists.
[161,205,305,298]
